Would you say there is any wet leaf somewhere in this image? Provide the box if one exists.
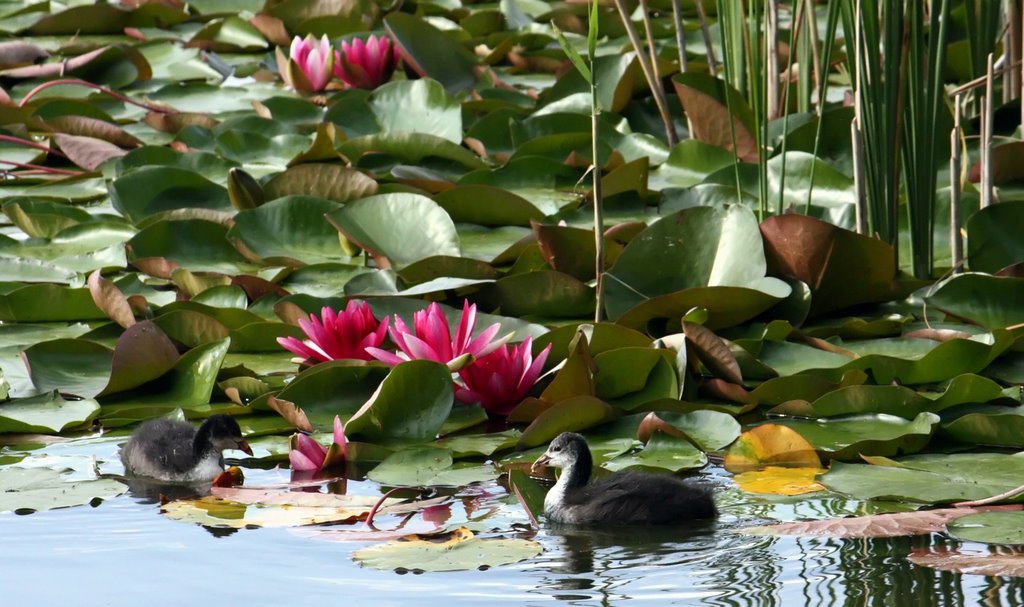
[724,424,821,472]
[353,527,542,572]
[262,163,377,204]
[909,546,1024,577]
[367,447,498,487]
[603,431,707,472]
[0,467,125,513]
[946,511,1024,545]
[0,391,100,434]
[744,505,1022,538]
[732,466,826,496]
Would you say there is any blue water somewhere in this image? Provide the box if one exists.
[1,437,1022,606]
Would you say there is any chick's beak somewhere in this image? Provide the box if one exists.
[237,439,253,456]
[530,454,550,475]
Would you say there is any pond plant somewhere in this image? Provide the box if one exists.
[3,0,1024,578]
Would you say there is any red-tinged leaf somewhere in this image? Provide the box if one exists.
[102,320,180,396]
[904,328,973,342]
[760,214,896,317]
[683,321,742,383]
[701,378,756,404]
[908,546,1024,576]
[672,72,758,162]
[743,505,1024,538]
[267,395,314,432]
[0,41,48,69]
[88,269,135,328]
[273,300,307,326]
[53,134,126,171]
[636,411,688,443]
[210,487,388,508]
[799,335,858,358]
[604,221,646,245]
[45,116,141,147]
[143,111,218,134]
[249,13,289,46]
[212,466,245,488]
[231,275,289,300]
[129,256,180,279]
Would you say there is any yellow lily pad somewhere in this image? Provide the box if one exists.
[724,423,821,472]
[732,466,826,496]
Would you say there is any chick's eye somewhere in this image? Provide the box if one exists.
[551,447,561,452]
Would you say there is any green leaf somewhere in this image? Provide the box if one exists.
[604,205,790,321]
[368,79,462,143]
[345,360,454,442]
[227,195,350,265]
[941,406,1024,448]
[772,412,940,460]
[926,273,1024,330]
[110,167,231,224]
[603,431,708,472]
[966,201,1024,272]
[0,391,100,433]
[353,527,542,572]
[551,23,591,84]
[262,164,378,204]
[0,467,125,513]
[367,447,498,486]
[518,396,618,449]
[822,453,1024,504]
[947,511,1024,545]
[327,193,461,270]
[384,13,478,94]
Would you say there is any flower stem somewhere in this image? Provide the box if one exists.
[18,78,173,113]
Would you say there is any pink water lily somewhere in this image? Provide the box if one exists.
[366,301,509,371]
[334,34,398,89]
[456,337,552,415]
[279,34,334,92]
[277,301,389,364]
[289,416,348,472]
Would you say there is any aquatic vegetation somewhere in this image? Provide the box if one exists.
[367,301,508,371]
[334,34,398,90]
[278,34,334,93]
[277,301,389,363]
[289,416,348,472]
[455,337,551,415]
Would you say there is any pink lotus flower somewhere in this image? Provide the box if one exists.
[455,337,552,415]
[334,34,398,89]
[366,301,509,371]
[278,34,334,93]
[277,301,389,363]
[289,415,348,471]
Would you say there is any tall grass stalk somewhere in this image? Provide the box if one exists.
[902,0,951,279]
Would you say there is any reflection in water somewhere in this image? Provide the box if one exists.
[526,518,1024,606]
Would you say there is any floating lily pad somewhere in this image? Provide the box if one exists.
[772,412,940,460]
[345,360,454,442]
[603,431,708,472]
[353,527,542,572]
[0,467,126,513]
[0,391,100,434]
[946,511,1024,545]
[367,447,498,487]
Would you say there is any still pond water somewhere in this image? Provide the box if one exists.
[1,435,1021,606]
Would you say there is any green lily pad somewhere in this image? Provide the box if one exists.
[946,511,1024,545]
[772,412,940,460]
[926,273,1024,330]
[227,195,349,265]
[262,163,378,204]
[0,467,126,513]
[822,453,1024,504]
[603,431,708,472]
[384,13,478,94]
[327,193,460,270]
[353,527,542,572]
[110,166,231,224]
[604,205,790,321]
[367,447,498,487]
[966,201,1024,273]
[345,360,454,442]
[0,390,100,434]
[368,79,462,143]
[941,405,1024,448]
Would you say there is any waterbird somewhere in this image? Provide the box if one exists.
[120,414,252,483]
[530,432,717,525]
